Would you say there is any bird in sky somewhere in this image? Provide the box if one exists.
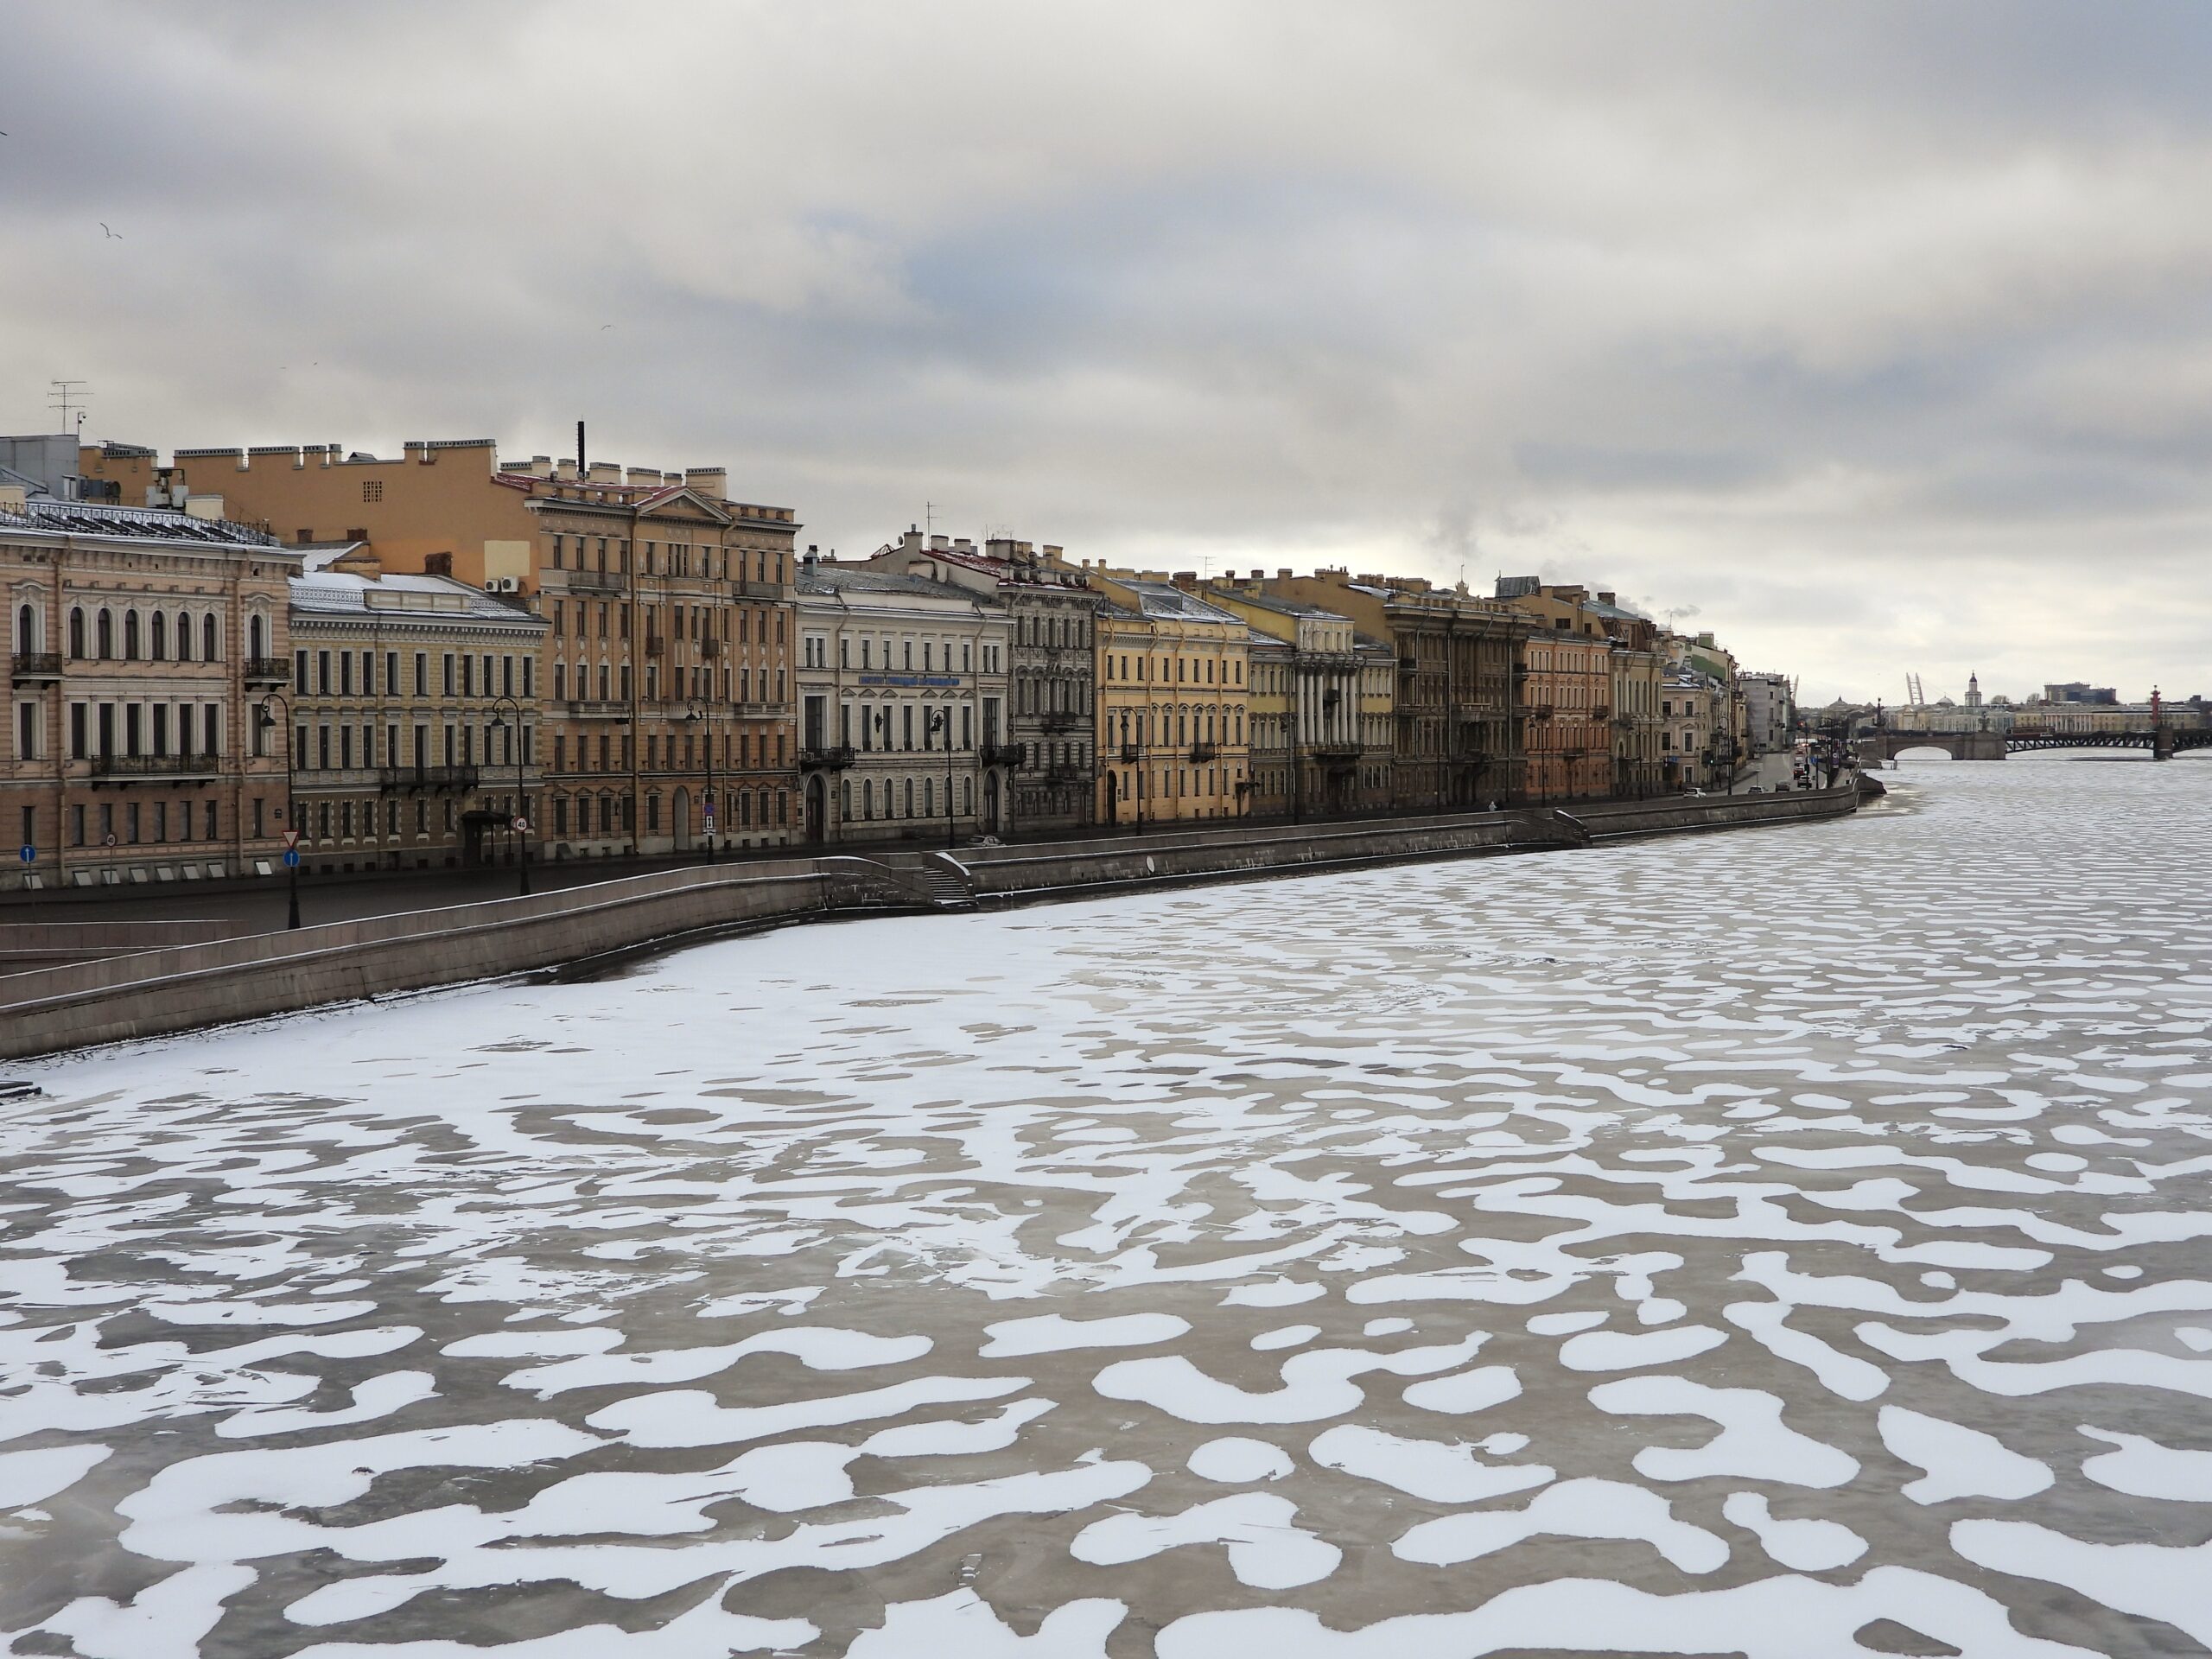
[601,323,614,330]
[99,222,121,238]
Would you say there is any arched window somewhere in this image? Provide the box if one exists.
[123,610,141,660]
[552,663,566,700]
[14,603,34,656]
[248,613,266,659]
[96,609,113,659]
[202,613,219,661]
[67,607,85,658]
[150,612,167,661]
[175,611,193,661]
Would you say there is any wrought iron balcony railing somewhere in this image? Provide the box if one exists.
[378,765,480,791]
[90,751,222,779]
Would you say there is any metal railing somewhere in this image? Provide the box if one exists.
[798,746,855,771]
[10,652,61,682]
[1119,742,1141,764]
[90,752,221,779]
[1189,742,1218,763]
[241,657,289,683]
[378,765,481,791]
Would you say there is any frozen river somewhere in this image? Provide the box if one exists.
[5,755,2212,1657]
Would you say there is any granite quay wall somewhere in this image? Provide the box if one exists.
[0,856,927,1062]
[949,785,1859,899]
[0,918,250,972]
[0,785,1859,1063]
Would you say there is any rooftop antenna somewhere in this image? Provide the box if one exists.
[925,501,938,537]
[48,379,89,432]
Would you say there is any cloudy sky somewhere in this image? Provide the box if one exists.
[6,3,2208,703]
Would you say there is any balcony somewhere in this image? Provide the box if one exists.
[378,765,480,792]
[643,632,666,657]
[10,652,61,685]
[698,636,722,660]
[980,742,1022,768]
[1045,763,1088,785]
[1189,742,1218,763]
[1397,657,1419,676]
[798,746,855,771]
[1309,741,1360,763]
[562,569,625,594]
[556,700,631,719]
[1039,709,1085,733]
[1119,742,1141,764]
[241,657,289,686]
[90,752,222,781]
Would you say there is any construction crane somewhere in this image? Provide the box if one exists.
[1905,673,1925,708]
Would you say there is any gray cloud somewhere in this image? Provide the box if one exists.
[3,0,2209,702]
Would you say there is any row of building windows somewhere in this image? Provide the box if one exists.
[287,722,531,770]
[1103,653,1243,685]
[1109,709,1246,747]
[547,536,787,585]
[547,732,792,772]
[17,603,259,664]
[296,647,532,701]
[546,788,791,838]
[836,775,973,822]
[30,701,228,760]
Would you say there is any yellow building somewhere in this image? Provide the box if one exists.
[1073,567,1250,825]
[1243,631,1294,818]
[1197,582,1378,818]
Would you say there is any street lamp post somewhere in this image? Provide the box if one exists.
[254,693,300,930]
[489,696,531,895]
[686,700,717,862]
[929,709,954,848]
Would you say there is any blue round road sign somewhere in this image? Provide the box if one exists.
[17,845,33,864]
[283,849,301,868]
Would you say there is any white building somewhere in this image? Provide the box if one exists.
[1739,672,1795,757]
[794,559,1013,844]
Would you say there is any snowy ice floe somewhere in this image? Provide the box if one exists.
[5,760,2210,1654]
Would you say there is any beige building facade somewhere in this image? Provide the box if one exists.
[3,493,295,890]
[286,550,547,875]
[793,561,1012,843]
[1070,568,1250,826]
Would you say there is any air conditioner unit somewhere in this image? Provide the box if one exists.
[483,576,519,594]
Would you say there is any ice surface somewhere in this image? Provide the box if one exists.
[1187,1437,1294,1483]
[5,761,2210,1655]
[1878,1405,2056,1503]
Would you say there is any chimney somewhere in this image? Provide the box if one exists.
[554,458,580,481]
[902,526,925,556]
[183,494,225,521]
[626,467,663,486]
[930,534,950,550]
[684,467,728,499]
[1276,569,1292,581]
[588,462,621,484]
[424,551,454,576]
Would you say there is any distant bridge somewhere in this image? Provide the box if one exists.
[1857,728,2209,763]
